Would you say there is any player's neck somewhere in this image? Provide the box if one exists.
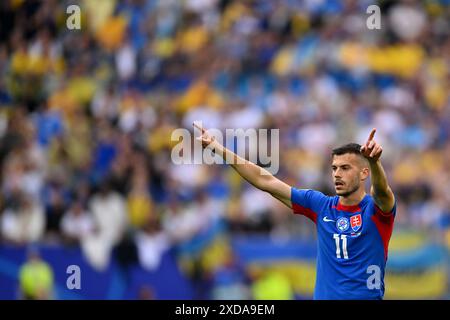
[338,190,367,207]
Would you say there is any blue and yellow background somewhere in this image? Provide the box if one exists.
[0,0,449,300]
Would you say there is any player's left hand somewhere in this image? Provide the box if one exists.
[360,128,382,162]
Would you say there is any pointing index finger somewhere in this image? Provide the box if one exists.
[367,128,376,142]
[193,122,206,133]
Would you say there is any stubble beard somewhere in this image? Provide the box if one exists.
[336,182,360,198]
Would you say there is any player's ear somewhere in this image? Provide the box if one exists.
[360,166,370,181]
[358,156,370,181]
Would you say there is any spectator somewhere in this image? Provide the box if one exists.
[80,179,128,271]
[251,270,294,300]
[19,248,54,300]
[135,216,170,271]
[89,179,128,245]
[1,192,45,244]
[60,198,95,245]
[127,164,153,228]
[43,186,67,243]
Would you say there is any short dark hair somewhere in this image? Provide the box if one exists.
[332,143,363,157]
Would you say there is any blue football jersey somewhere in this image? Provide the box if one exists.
[291,187,396,300]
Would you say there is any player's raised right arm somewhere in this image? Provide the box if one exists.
[193,123,292,209]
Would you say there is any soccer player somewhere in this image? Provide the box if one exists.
[193,123,395,300]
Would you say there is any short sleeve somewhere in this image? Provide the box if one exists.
[291,188,328,224]
[371,199,396,260]
[374,200,397,221]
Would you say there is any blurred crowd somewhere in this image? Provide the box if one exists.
[0,0,449,299]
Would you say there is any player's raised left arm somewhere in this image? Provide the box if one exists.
[360,128,395,213]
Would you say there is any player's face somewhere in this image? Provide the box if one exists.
[331,154,367,197]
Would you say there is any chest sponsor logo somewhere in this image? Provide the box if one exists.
[350,214,362,232]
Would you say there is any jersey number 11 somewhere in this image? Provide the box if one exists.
[333,234,348,259]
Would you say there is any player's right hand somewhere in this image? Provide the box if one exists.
[193,122,220,149]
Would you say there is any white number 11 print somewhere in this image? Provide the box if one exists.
[333,234,348,259]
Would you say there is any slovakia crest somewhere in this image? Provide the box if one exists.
[336,217,349,232]
[350,214,362,232]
